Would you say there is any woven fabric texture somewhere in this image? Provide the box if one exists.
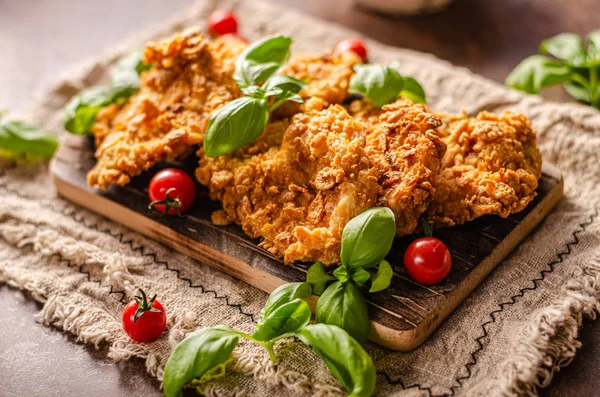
[1,1,600,396]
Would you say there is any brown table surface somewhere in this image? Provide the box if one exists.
[0,0,598,396]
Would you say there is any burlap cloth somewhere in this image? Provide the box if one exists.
[2,1,600,396]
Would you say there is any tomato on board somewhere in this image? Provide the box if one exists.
[207,9,239,37]
[403,237,452,285]
[148,168,196,216]
[335,39,368,61]
[122,290,166,343]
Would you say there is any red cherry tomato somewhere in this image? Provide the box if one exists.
[207,9,239,37]
[403,237,452,285]
[148,168,196,215]
[122,290,166,343]
[335,39,368,61]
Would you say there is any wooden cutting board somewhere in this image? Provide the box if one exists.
[51,137,563,351]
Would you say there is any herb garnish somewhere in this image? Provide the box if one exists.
[0,110,58,161]
[63,51,151,135]
[307,207,396,343]
[203,35,306,157]
[349,64,427,106]
[163,282,376,397]
[506,30,600,109]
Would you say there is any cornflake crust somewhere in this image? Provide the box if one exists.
[196,98,380,265]
[425,111,542,227]
[87,30,247,189]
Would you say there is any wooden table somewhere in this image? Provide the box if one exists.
[1,0,598,395]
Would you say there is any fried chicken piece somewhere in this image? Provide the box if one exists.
[196,98,380,265]
[280,51,361,105]
[347,98,446,235]
[425,111,542,227]
[87,30,247,189]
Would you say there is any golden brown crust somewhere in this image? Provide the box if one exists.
[348,98,446,235]
[425,111,542,227]
[280,51,361,104]
[196,98,380,264]
[87,31,247,189]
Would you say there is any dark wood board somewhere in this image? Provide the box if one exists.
[51,136,563,351]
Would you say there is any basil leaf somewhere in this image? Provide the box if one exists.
[315,281,370,344]
[340,207,396,269]
[563,80,591,103]
[203,96,269,157]
[505,55,571,94]
[333,266,370,286]
[399,76,426,104]
[587,30,600,65]
[0,120,58,159]
[349,64,404,107]
[333,266,349,283]
[351,268,371,286]
[306,262,336,295]
[63,86,113,135]
[163,326,239,397]
[369,260,393,293]
[296,324,376,397]
[262,75,307,97]
[259,282,312,321]
[252,298,311,341]
[110,51,148,104]
[234,35,292,88]
[540,33,588,67]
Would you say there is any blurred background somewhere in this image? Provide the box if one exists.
[1,1,598,396]
[1,0,599,112]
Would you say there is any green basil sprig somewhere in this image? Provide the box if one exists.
[163,282,376,397]
[234,35,292,88]
[63,51,151,135]
[204,35,306,157]
[0,111,58,161]
[349,64,427,107]
[307,207,396,343]
[506,29,600,109]
[252,282,312,341]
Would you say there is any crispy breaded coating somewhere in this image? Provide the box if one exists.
[196,98,380,264]
[281,51,361,104]
[87,30,247,189]
[425,111,542,227]
[348,98,446,235]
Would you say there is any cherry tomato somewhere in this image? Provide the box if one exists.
[148,168,196,215]
[122,289,166,343]
[207,9,239,37]
[403,237,452,285]
[335,39,368,61]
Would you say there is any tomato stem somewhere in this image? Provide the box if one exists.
[149,188,183,216]
[133,288,163,323]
